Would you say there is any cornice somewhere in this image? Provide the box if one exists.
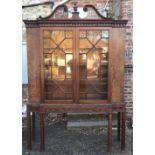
[23,19,128,28]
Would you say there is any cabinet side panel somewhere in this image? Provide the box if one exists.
[109,28,125,103]
[26,28,41,102]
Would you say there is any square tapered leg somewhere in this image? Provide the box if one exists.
[27,108,32,150]
[121,112,126,150]
[108,113,112,152]
[32,112,36,140]
[117,112,122,141]
[40,113,45,151]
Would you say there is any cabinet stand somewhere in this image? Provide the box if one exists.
[27,103,125,152]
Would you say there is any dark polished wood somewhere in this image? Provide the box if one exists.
[32,112,36,140]
[24,3,127,152]
[121,112,126,150]
[22,1,54,9]
[117,112,121,141]
[27,107,32,150]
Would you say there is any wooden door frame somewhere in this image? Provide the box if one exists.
[40,27,112,104]
[76,27,112,104]
[40,27,76,104]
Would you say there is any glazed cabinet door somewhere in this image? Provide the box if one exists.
[41,28,76,102]
[76,28,110,103]
[41,27,112,104]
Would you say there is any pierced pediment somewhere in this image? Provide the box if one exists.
[38,4,112,20]
[23,3,128,28]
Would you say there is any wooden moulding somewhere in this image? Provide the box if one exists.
[27,103,125,113]
[24,19,128,28]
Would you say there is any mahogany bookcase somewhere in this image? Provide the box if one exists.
[24,4,127,152]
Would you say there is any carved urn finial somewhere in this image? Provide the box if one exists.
[73,1,78,11]
[72,0,79,19]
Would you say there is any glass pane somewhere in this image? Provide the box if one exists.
[43,30,73,101]
[87,50,100,79]
[80,39,92,49]
[64,49,73,53]
[66,54,73,78]
[80,54,86,64]
[60,39,73,50]
[101,54,108,64]
[96,38,109,52]
[101,47,108,54]
[52,50,65,79]
[44,54,51,65]
[79,49,89,54]
[44,66,52,79]
[87,31,101,44]
[79,66,86,79]
[79,54,86,79]
[80,31,86,38]
[43,39,57,48]
[66,31,73,38]
[102,31,109,39]
[51,31,65,44]
[43,31,51,38]
[79,30,109,100]
[44,49,54,54]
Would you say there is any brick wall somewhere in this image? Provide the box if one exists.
[22,0,133,119]
[121,0,133,119]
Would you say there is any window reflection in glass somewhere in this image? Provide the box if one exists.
[79,54,87,79]
[44,66,52,79]
[102,31,109,39]
[52,50,65,79]
[80,39,92,49]
[79,49,89,54]
[44,49,54,54]
[64,49,73,53]
[65,31,73,38]
[80,54,86,64]
[87,50,100,79]
[66,54,73,78]
[51,31,65,44]
[101,54,108,64]
[80,31,86,38]
[60,39,73,50]
[96,38,109,52]
[43,39,57,48]
[87,31,101,44]
[43,31,51,38]
[43,30,74,100]
[44,54,51,65]
[79,30,109,100]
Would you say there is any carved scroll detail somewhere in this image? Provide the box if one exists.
[38,5,68,20]
[37,4,113,20]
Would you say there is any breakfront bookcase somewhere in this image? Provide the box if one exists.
[24,4,127,152]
